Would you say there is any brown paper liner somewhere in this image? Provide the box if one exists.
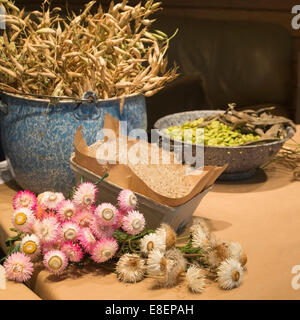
[74,114,227,207]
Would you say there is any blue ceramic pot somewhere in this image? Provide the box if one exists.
[0,91,147,194]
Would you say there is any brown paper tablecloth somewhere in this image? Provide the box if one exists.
[0,131,300,299]
[0,280,41,300]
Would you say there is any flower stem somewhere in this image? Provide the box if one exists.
[94,173,109,185]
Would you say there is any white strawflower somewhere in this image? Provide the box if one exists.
[186,265,206,293]
[217,258,243,290]
[190,217,210,238]
[140,233,166,255]
[191,228,209,248]
[155,224,176,249]
[163,248,187,288]
[116,254,145,283]
[146,249,165,276]
[228,242,247,267]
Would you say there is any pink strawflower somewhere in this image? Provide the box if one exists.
[78,227,97,253]
[57,200,76,221]
[91,221,116,240]
[33,217,59,244]
[114,210,124,229]
[43,250,68,275]
[40,210,58,221]
[61,242,84,263]
[60,221,80,242]
[118,189,138,212]
[95,203,119,226]
[91,238,118,263]
[20,234,40,260]
[13,190,37,211]
[122,210,145,235]
[73,206,95,228]
[42,241,62,254]
[40,192,65,210]
[12,208,35,233]
[73,182,97,208]
[4,252,34,282]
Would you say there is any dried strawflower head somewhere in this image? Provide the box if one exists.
[74,206,95,228]
[118,190,138,212]
[33,217,59,244]
[60,221,80,242]
[217,258,243,290]
[206,241,231,269]
[61,241,84,263]
[191,227,209,249]
[186,265,206,294]
[228,242,247,267]
[13,190,37,211]
[77,227,97,253]
[163,248,187,288]
[95,203,119,226]
[4,252,34,282]
[40,192,65,210]
[57,200,76,221]
[73,182,97,208]
[91,221,116,240]
[156,223,176,249]
[43,250,68,275]
[122,210,145,235]
[146,249,165,276]
[140,232,166,255]
[190,217,210,238]
[12,207,35,233]
[116,253,145,283]
[20,234,40,260]
[91,238,118,263]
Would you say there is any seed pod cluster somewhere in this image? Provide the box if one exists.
[0,0,178,100]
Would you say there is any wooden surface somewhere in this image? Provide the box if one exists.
[0,129,300,299]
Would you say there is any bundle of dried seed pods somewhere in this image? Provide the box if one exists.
[0,0,178,103]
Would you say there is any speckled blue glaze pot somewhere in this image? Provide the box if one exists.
[0,91,147,194]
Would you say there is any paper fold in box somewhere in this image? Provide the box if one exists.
[73,113,226,207]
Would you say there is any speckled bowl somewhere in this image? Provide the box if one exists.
[154,110,295,180]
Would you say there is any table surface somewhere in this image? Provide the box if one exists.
[0,130,300,300]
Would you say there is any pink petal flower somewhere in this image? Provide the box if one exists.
[94,203,119,226]
[60,221,80,242]
[91,238,118,263]
[122,210,145,235]
[118,189,137,212]
[39,192,65,210]
[11,208,35,233]
[13,190,37,211]
[73,182,97,208]
[73,206,95,228]
[90,220,116,240]
[61,241,84,263]
[33,217,59,244]
[77,227,97,253]
[4,252,34,282]
[57,200,77,221]
[43,250,68,275]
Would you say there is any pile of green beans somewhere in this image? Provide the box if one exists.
[163,119,260,146]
